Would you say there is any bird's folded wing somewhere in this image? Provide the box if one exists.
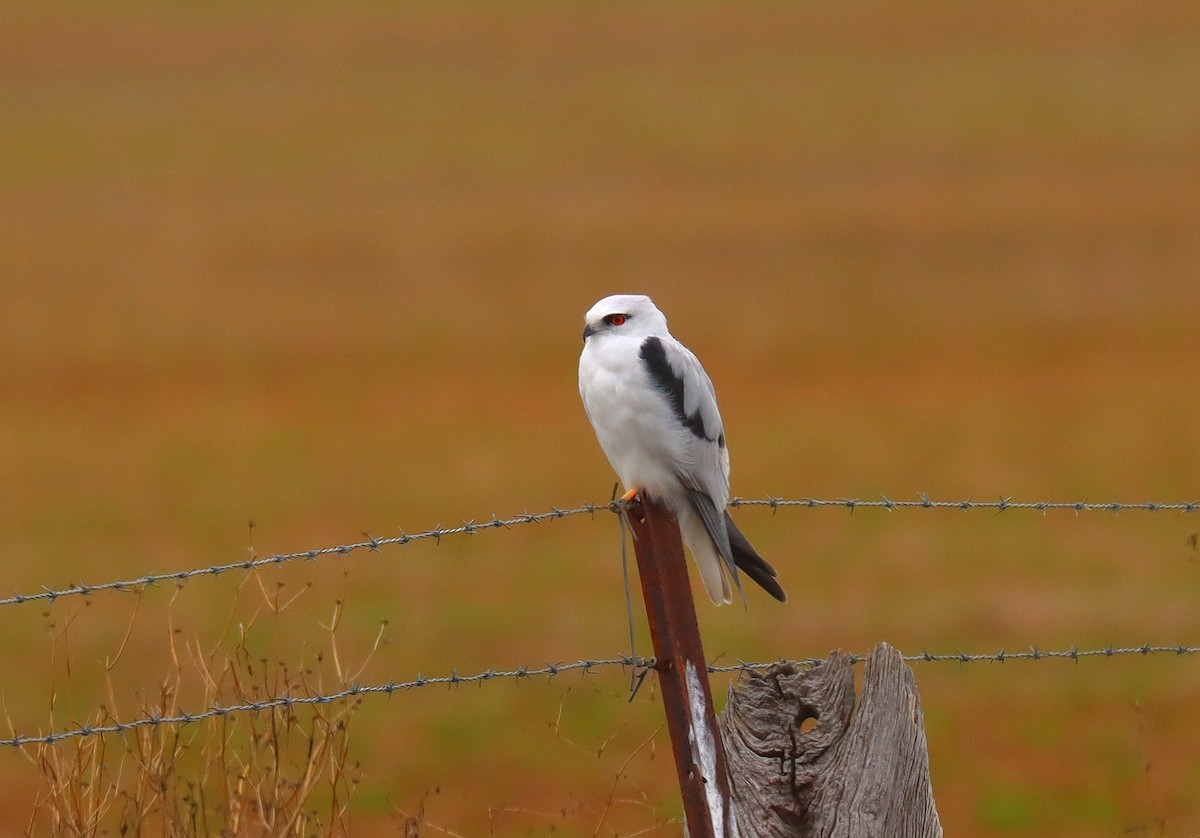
[638,336,724,445]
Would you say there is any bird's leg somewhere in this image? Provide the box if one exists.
[614,485,641,538]
[607,482,639,542]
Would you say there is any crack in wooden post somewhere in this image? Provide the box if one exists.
[625,496,736,838]
[719,645,944,837]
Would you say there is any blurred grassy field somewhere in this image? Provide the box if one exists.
[2,1,1199,834]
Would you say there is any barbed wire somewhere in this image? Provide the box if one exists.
[3,495,1195,610]
[729,496,1200,513]
[0,503,611,609]
[4,643,1196,749]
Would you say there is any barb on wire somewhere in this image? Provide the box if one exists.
[4,644,1197,749]
[4,495,1195,609]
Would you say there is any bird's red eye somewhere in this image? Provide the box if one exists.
[608,314,627,326]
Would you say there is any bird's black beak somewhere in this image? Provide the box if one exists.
[582,324,596,342]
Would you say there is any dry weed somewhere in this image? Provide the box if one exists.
[22,575,372,837]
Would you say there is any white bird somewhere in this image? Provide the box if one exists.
[578,294,786,606]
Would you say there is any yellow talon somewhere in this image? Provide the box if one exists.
[621,486,640,503]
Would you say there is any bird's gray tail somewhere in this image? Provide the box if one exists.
[683,487,786,604]
[682,487,741,603]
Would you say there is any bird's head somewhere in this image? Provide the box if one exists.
[582,294,669,342]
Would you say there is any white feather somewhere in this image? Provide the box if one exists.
[578,294,734,605]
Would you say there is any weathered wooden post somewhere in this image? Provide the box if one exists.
[625,496,736,837]
[720,643,943,837]
[625,497,941,836]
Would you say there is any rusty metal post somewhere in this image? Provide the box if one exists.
[625,496,736,837]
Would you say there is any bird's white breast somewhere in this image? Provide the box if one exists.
[579,335,700,501]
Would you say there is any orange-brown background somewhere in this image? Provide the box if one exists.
[2,2,1199,834]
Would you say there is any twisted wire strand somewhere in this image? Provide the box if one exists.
[5,643,1196,749]
[728,496,1200,513]
[0,504,612,608]
[3,495,1195,609]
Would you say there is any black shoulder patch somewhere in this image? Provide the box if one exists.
[639,337,710,441]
